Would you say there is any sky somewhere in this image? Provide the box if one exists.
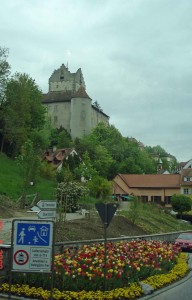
[1,0,192,162]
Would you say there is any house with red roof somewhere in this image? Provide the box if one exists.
[42,147,78,171]
[112,173,182,206]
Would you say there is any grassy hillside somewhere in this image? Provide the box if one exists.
[0,153,57,201]
[122,202,192,233]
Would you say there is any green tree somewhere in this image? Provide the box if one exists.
[16,139,41,207]
[1,73,45,155]
[171,194,191,218]
[127,197,140,225]
[56,166,74,183]
[86,176,112,199]
[74,151,97,181]
[145,145,178,173]
[74,128,115,179]
[56,182,89,217]
[49,127,72,149]
[0,47,10,101]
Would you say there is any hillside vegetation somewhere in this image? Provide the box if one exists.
[0,153,57,201]
[0,153,192,238]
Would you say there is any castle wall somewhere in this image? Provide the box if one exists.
[70,98,92,139]
[46,102,71,132]
[49,64,85,94]
[91,108,109,127]
[49,81,75,92]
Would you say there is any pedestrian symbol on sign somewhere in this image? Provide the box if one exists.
[18,228,26,244]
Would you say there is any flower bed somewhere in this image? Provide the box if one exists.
[0,240,189,299]
[52,240,181,291]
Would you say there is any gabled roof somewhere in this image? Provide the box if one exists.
[73,85,91,99]
[42,148,77,169]
[117,174,181,188]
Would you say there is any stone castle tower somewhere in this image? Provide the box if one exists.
[42,64,109,139]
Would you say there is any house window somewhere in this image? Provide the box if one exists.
[141,196,148,202]
[152,196,161,204]
[184,188,189,194]
[165,196,171,205]
[184,177,191,181]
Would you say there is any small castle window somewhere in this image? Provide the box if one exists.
[60,76,64,80]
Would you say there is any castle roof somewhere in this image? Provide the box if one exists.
[42,91,72,103]
[73,85,91,99]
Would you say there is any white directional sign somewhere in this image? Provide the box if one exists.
[12,219,54,272]
[37,200,57,210]
[37,200,57,219]
[37,210,56,219]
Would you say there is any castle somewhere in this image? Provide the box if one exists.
[42,64,109,139]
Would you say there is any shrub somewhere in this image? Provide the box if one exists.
[56,182,89,213]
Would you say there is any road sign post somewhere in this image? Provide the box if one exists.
[37,200,57,219]
[9,219,55,300]
[11,219,54,272]
[95,202,118,291]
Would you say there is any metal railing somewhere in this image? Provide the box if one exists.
[54,230,192,253]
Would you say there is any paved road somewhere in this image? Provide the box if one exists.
[142,253,192,300]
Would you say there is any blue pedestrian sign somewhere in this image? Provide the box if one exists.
[16,223,51,246]
[12,219,54,272]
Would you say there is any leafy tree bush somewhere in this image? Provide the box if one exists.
[74,151,97,181]
[0,46,10,101]
[16,140,41,189]
[40,161,56,179]
[56,167,74,183]
[56,182,89,214]
[127,197,140,225]
[74,123,156,179]
[86,175,112,199]
[1,73,45,156]
[171,194,191,218]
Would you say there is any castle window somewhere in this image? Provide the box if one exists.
[60,76,64,80]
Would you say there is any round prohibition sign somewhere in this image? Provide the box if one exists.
[14,250,29,265]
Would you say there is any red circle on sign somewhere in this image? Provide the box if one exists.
[14,250,29,265]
